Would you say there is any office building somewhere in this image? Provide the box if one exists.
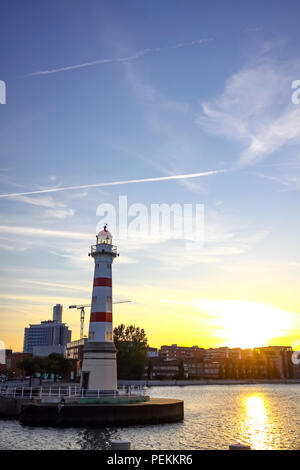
[23,305,71,355]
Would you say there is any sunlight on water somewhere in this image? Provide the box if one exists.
[239,394,280,450]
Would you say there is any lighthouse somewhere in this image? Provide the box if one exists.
[81,225,118,391]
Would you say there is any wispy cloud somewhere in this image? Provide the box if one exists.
[7,194,75,219]
[44,208,75,219]
[155,233,269,269]
[0,169,28,190]
[22,279,90,293]
[0,242,28,252]
[66,191,89,199]
[0,293,82,305]
[10,194,65,208]
[196,61,300,166]
[134,209,270,270]
[254,171,300,191]
[0,170,225,198]
[0,225,90,240]
[26,38,213,76]
[121,63,219,194]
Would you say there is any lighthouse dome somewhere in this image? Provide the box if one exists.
[98,229,112,239]
[97,224,113,244]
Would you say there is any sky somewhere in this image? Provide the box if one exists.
[1,0,300,351]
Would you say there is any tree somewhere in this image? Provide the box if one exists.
[113,324,149,380]
[18,354,71,385]
[48,353,70,382]
[36,356,52,385]
[177,360,185,380]
[147,360,153,380]
[17,357,39,386]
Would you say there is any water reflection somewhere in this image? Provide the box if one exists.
[239,394,278,450]
[76,427,118,450]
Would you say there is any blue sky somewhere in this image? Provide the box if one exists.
[1,0,300,350]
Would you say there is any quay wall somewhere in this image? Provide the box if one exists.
[118,378,300,387]
[0,396,31,417]
[19,398,184,426]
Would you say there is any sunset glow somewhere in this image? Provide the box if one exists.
[194,299,296,349]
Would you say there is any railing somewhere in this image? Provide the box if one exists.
[0,384,148,401]
[90,244,117,255]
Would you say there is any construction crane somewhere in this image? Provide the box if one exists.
[69,300,131,339]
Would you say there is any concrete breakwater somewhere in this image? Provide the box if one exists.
[19,398,183,426]
[0,396,184,426]
[0,396,31,418]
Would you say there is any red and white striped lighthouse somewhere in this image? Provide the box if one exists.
[88,224,117,343]
[81,225,118,391]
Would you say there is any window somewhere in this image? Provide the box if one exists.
[106,296,112,312]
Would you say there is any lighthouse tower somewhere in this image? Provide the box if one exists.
[81,225,118,391]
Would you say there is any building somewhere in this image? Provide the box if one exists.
[1,351,32,378]
[148,356,204,380]
[184,359,204,379]
[147,345,300,381]
[81,225,118,391]
[0,349,12,375]
[254,346,293,379]
[66,338,87,361]
[204,361,220,379]
[23,320,72,355]
[53,304,63,323]
[292,354,300,379]
[241,349,254,360]
[23,304,71,355]
[159,344,205,361]
[66,338,88,381]
[204,347,229,361]
[228,348,242,361]
[148,358,181,379]
[147,347,158,358]
[32,344,67,357]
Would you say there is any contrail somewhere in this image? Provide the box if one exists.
[0,170,225,198]
[27,38,213,76]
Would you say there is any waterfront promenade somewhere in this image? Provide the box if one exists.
[119,378,300,386]
[2,378,300,388]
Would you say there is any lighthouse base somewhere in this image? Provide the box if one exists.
[81,341,117,391]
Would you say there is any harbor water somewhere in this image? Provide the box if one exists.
[0,384,299,450]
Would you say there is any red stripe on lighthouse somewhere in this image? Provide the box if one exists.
[93,277,112,287]
[90,312,112,322]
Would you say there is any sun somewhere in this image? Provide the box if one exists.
[194,299,295,348]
